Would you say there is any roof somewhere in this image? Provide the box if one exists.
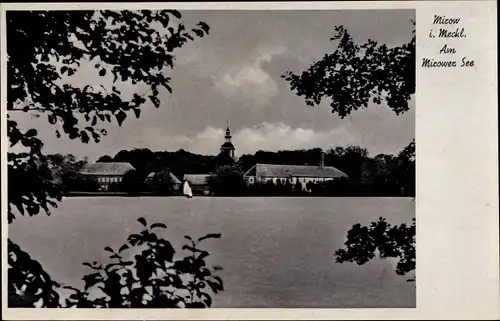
[184,174,211,185]
[146,172,182,184]
[80,162,135,176]
[245,163,347,179]
[221,142,235,149]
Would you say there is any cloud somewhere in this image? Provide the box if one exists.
[167,126,225,155]
[232,122,355,155]
[9,11,415,162]
[153,122,356,156]
[213,49,283,107]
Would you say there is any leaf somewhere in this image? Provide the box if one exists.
[118,244,129,253]
[115,110,127,126]
[137,217,147,227]
[48,114,56,124]
[182,244,202,253]
[21,138,31,147]
[201,292,212,307]
[150,223,167,229]
[198,21,210,34]
[214,276,224,290]
[82,272,101,290]
[167,10,182,19]
[99,68,106,76]
[104,246,114,253]
[25,128,38,137]
[78,130,89,144]
[197,251,209,261]
[198,233,221,242]
[133,108,141,119]
[148,95,160,108]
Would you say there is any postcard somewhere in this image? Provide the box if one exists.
[1,1,498,320]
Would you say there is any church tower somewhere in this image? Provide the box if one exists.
[220,121,235,158]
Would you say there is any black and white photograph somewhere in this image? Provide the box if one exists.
[5,7,416,309]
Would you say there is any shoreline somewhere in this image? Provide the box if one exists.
[66,192,414,198]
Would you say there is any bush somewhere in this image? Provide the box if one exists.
[9,218,224,308]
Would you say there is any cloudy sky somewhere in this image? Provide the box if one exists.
[11,9,415,161]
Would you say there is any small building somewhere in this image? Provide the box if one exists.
[183,174,212,196]
[145,171,182,192]
[79,162,135,191]
[243,163,348,190]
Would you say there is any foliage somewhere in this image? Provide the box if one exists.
[7,9,215,308]
[7,7,209,219]
[119,169,147,194]
[45,153,100,193]
[8,239,62,308]
[206,165,246,196]
[334,217,416,281]
[64,218,223,308]
[238,147,325,172]
[96,155,113,162]
[281,22,416,277]
[214,152,236,168]
[110,148,217,181]
[9,218,224,308]
[144,169,177,196]
[62,171,100,193]
[8,10,209,143]
[282,22,415,118]
[7,123,63,224]
[94,142,415,197]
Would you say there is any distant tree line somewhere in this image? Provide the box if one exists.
[84,140,415,197]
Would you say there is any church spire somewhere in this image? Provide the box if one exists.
[225,121,232,142]
[221,120,235,158]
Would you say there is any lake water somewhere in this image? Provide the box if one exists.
[9,197,415,308]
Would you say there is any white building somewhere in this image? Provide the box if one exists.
[79,162,135,191]
[243,163,348,188]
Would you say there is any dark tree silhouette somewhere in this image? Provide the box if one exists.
[282,22,415,118]
[119,169,148,194]
[7,8,209,220]
[96,155,113,163]
[63,218,223,308]
[282,22,416,275]
[207,165,247,196]
[145,169,176,196]
[334,217,415,281]
[7,9,218,308]
[109,148,217,181]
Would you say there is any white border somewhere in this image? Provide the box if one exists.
[2,1,498,320]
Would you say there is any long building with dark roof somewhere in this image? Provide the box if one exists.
[243,163,347,188]
[80,162,135,191]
